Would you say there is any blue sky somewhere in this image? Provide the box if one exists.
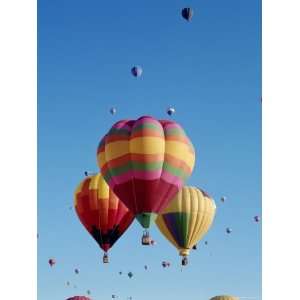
[38,0,261,299]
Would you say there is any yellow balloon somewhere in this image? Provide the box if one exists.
[210,296,239,300]
[156,186,216,263]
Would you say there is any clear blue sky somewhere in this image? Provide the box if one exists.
[38,1,261,299]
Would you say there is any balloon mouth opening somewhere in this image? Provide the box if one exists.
[179,249,190,256]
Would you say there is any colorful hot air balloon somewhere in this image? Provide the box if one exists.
[98,116,195,244]
[131,66,142,77]
[74,173,134,263]
[66,297,91,300]
[181,8,193,21]
[48,258,56,267]
[210,296,239,300]
[156,187,216,265]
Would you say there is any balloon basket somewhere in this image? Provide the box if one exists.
[181,256,188,266]
[141,230,151,246]
[103,253,109,264]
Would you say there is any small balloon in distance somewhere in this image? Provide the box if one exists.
[254,215,260,222]
[167,107,175,116]
[110,107,117,115]
[131,66,142,77]
[226,228,232,234]
[181,7,193,21]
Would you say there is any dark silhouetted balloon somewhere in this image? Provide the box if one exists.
[181,8,193,21]
[131,66,142,77]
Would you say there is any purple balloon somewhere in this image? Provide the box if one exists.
[131,66,143,77]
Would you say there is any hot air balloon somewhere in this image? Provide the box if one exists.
[221,196,226,203]
[87,290,91,295]
[66,297,91,300]
[156,187,216,266]
[204,241,208,245]
[98,116,195,244]
[66,281,70,286]
[162,261,170,268]
[128,272,133,278]
[167,107,175,116]
[210,296,239,300]
[112,295,117,299]
[254,215,260,222]
[181,8,193,21]
[226,227,232,234]
[110,108,117,115]
[74,173,135,263]
[150,239,157,246]
[119,271,122,275]
[74,269,79,274]
[131,66,142,77]
[144,265,148,270]
[48,258,56,267]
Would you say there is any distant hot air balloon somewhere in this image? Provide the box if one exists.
[181,8,193,21]
[87,290,91,295]
[74,269,79,274]
[66,281,70,286]
[74,173,135,263]
[119,271,122,275]
[110,107,117,115]
[221,196,226,203]
[226,227,232,234]
[98,116,195,244]
[254,215,260,223]
[167,107,175,116]
[162,261,170,268]
[144,265,148,270]
[150,239,157,246]
[112,295,117,299]
[128,272,133,278]
[131,66,142,77]
[48,258,56,267]
[204,241,208,245]
[156,187,216,266]
[66,297,91,300]
[210,296,239,300]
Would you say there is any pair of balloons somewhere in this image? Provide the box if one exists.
[75,116,215,264]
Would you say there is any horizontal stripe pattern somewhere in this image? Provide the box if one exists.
[96,116,195,217]
[74,174,134,252]
[156,186,216,255]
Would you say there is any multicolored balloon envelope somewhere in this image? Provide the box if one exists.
[74,173,134,262]
[210,296,239,300]
[66,297,92,300]
[97,116,195,241]
[156,186,216,265]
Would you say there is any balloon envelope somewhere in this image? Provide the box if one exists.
[156,187,216,257]
[98,116,195,229]
[131,66,142,77]
[74,173,134,253]
[210,296,239,300]
[181,8,193,21]
[66,297,92,300]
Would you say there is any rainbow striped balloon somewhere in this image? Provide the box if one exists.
[97,116,195,229]
[156,186,216,260]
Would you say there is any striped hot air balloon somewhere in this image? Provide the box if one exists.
[156,186,216,265]
[97,116,195,244]
[210,296,239,300]
[66,297,92,300]
[74,173,134,263]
